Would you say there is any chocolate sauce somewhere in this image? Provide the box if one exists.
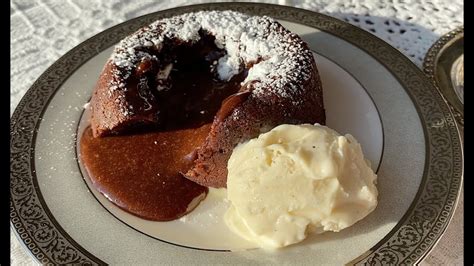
[80,125,210,221]
[216,91,251,122]
[80,34,249,221]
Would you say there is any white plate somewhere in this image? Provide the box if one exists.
[10,3,463,265]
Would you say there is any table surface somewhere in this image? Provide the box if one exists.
[11,0,464,264]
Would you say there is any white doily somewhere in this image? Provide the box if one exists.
[10,0,464,265]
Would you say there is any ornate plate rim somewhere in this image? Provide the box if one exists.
[10,3,464,265]
[423,26,464,127]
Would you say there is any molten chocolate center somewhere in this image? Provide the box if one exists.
[80,33,248,221]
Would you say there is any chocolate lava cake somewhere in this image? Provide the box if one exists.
[89,10,326,188]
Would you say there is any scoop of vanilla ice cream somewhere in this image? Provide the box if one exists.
[224,124,378,249]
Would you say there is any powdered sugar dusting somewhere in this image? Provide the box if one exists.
[109,10,314,101]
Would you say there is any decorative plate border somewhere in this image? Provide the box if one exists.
[423,26,464,127]
[10,3,463,265]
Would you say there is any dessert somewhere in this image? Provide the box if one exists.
[89,10,325,189]
[224,124,378,249]
[80,11,378,248]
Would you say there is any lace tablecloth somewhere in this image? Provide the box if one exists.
[11,0,463,264]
